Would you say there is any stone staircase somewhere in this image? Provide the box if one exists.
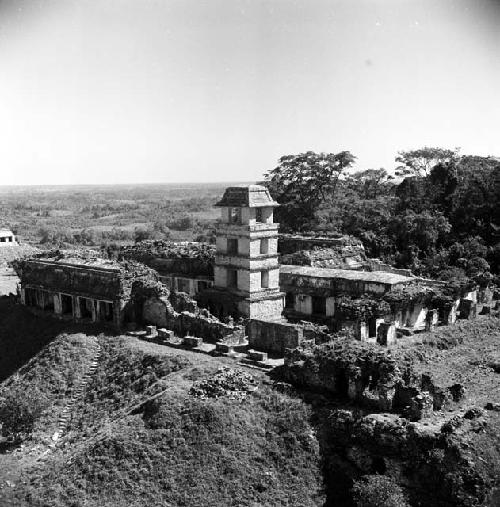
[51,340,101,443]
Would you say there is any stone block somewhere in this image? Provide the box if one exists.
[146,325,157,337]
[215,342,234,353]
[248,349,268,362]
[183,336,203,348]
[247,318,304,355]
[158,328,174,340]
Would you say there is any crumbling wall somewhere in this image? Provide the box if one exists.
[133,279,242,342]
[278,234,366,256]
[119,240,215,277]
[166,310,240,341]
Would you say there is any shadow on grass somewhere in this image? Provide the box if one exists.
[0,297,120,382]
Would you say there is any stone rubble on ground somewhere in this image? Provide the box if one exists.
[189,366,257,400]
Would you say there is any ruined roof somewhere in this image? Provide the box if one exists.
[215,185,279,208]
[0,229,14,237]
[29,249,123,271]
[280,265,415,285]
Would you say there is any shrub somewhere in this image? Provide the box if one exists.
[0,386,49,439]
[352,475,409,507]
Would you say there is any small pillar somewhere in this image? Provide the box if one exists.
[53,293,62,314]
[377,322,396,346]
[425,309,438,331]
[443,304,457,325]
[356,321,369,342]
[73,296,81,319]
[91,300,98,322]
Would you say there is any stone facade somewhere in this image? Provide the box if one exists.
[13,251,155,327]
[0,229,17,246]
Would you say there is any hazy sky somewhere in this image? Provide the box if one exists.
[0,0,499,185]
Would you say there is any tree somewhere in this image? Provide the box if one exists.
[347,168,394,200]
[395,147,460,177]
[263,151,356,231]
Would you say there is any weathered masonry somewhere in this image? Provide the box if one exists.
[13,252,154,327]
[280,265,413,323]
[201,185,285,319]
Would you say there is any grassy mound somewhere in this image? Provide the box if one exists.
[0,333,97,442]
[3,336,324,507]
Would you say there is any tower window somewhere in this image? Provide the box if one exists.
[229,208,240,224]
[255,207,263,223]
[227,269,238,288]
[260,238,269,254]
[227,238,238,255]
[261,270,269,288]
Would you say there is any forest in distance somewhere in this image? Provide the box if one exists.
[1,147,499,287]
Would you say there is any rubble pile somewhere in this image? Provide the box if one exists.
[189,367,257,400]
[119,240,215,264]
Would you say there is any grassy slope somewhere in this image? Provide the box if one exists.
[0,299,73,381]
[396,315,500,410]
[2,336,325,507]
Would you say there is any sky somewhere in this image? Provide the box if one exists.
[0,0,499,185]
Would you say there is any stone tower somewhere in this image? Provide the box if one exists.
[213,185,284,319]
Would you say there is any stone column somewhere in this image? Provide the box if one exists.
[20,287,26,305]
[113,300,125,328]
[377,322,396,346]
[54,293,62,314]
[189,279,196,296]
[91,299,98,322]
[73,297,81,319]
[356,321,369,341]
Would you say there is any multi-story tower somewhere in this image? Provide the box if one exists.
[212,185,284,319]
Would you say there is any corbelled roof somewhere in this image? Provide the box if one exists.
[215,185,279,208]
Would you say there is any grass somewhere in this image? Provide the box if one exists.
[0,334,325,507]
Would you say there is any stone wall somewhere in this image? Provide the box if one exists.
[139,285,242,342]
[247,318,305,355]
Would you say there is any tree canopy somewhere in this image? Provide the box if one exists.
[395,147,460,177]
[263,147,500,285]
[262,150,356,231]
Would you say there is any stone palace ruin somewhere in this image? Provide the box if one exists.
[13,185,498,356]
